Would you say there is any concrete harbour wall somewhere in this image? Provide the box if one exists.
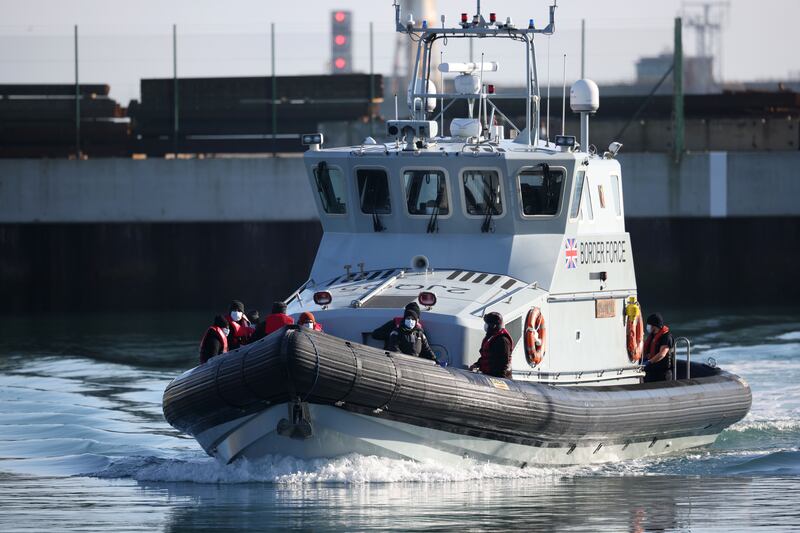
[1,153,799,311]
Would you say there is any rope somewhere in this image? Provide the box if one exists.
[300,330,322,402]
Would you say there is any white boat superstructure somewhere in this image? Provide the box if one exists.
[291,0,640,385]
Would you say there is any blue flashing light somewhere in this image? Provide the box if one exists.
[528,19,535,29]
[422,19,428,29]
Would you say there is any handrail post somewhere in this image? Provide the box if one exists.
[675,337,691,380]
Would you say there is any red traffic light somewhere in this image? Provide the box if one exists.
[334,57,347,70]
[334,34,347,46]
[334,11,346,23]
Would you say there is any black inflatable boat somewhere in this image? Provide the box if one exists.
[163,327,752,466]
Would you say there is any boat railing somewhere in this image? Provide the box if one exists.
[673,337,692,380]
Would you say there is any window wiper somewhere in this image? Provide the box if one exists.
[481,185,496,233]
[426,203,439,233]
[372,211,385,232]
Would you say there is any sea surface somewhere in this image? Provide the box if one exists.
[1,309,799,532]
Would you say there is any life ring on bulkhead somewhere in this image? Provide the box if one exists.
[624,297,644,362]
[524,307,546,366]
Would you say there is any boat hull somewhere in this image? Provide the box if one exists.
[163,327,751,466]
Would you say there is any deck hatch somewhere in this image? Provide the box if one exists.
[360,295,418,309]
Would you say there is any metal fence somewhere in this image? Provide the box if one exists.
[0,19,677,157]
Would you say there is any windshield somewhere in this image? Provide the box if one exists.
[519,166,564,216]
[313,163,347,214]
[462,170,502,215]
[404,170,449,215]
[356,169,391,214]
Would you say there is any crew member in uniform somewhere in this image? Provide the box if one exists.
[372,302,424,349]
[643,313,674,382]
[386,307,436,360]
[199,315,229,364]
[470,312,513,378]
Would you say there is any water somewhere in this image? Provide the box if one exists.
[1,309,799,532]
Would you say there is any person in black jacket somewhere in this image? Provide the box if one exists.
[469,312,513,378]
[199,315,230,364]
[372,301,423,348]
[386,307,436,361]
[643,313,675,382]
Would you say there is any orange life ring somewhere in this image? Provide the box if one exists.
[524,307,546,366]
[625,313,644,362]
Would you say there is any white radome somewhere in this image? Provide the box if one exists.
[570,79,600,113]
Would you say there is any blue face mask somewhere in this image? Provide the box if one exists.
[404,318,416,330]
[646,324,653,334]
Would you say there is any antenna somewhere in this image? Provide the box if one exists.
[561,54,567,136]
[439,49,444,138]
[479,52,486,135]
[394,93,398,120]
[546,36,551,143]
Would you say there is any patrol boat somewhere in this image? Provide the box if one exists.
[163,2,751,466]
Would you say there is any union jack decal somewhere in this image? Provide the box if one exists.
[565,238,578,269]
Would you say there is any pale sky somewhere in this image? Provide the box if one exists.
[1,0,798,103]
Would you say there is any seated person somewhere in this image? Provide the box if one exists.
[372,302,424,349]
[253,301,295,341]
[199,315,229,364]
[386,307,436,361]
[469,312,513,378]
[643,313,674,383]
[298,311,323,331]
[226,299,255,349]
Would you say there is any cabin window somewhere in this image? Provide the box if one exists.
[356,168,392,214]
[518,167,565,216]
[313,163,347,214]
[611,175,622,216]
[569,171,585,219]
[581,175,594,220]
[404,170,449,215]
[462,170,503,215]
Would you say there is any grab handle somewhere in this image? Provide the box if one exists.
[674,337,691,380]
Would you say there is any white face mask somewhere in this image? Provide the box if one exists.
[303,322,314,329]
[222,328,230,337]
[484,323,490,333]
[646,324,653,334]
[404,318,416,329]
[230,310,243,322]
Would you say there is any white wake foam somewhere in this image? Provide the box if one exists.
[98,453,596,485]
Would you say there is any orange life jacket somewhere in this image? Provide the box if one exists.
[643,325,670,358]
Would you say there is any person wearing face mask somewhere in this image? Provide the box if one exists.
[226,300,254,350]
[371,302,424,349]
[386,307,436,360]
[297,311,323,332]
[469,312,513,379]
[199,315,229,364]
[642,313,674,382]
